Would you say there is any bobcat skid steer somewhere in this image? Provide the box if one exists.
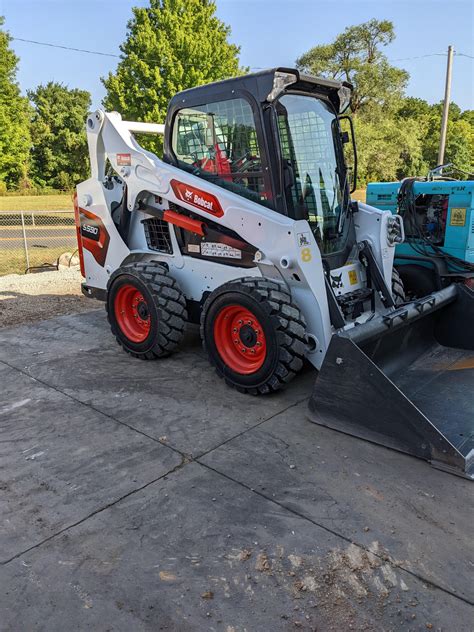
[75,68,474,478]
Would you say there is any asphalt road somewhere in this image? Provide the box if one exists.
[0,226,76,250]
[0,310,472,630]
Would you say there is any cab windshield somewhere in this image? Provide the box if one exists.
[276,93,349,253]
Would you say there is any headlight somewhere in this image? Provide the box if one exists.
[267,71,298,102]
[337,85,352,113]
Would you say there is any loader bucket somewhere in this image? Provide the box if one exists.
[308,284,474,479]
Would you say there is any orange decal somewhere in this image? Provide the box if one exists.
[170,179,224,218]
[79,208,110,267]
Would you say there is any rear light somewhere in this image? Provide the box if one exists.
[73,192,85,277]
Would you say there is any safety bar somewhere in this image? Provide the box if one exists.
[344,284,458,345]
[123,121,165,135]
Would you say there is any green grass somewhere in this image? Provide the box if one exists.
[0,194,73,212]
[0,190,366,212]
[0,246,76,276]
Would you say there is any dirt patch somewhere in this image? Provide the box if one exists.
[0,268,101,328]
[223,542,431,631]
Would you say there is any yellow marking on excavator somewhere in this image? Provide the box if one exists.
[348,269,358,285]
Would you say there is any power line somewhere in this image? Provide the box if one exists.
[11,36,264,71]
[388,53,446,61]
[12,37,121,59]
[11,35,473,68]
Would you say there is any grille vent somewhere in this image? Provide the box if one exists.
[143,218,172,253]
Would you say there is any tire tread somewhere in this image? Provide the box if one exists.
[106,262,187,360]
[201,276,308,395]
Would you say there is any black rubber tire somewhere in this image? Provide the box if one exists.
[397,264,438,299]
[391,267,406,305]
[201,277,308,395]
[106,261,187,359]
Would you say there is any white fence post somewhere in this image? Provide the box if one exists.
[20,210,30,272]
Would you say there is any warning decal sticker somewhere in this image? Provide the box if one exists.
[450,208,466,226]
[297,232,311,247]
[117,153,131,166]
[200,242,242,259]
[348,269,358,285]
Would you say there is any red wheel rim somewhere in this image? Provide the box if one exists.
[213,304,267,375]
[114,284,151,343]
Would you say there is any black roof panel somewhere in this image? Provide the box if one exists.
[168,68,351,112]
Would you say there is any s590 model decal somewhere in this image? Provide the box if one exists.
[79,208,110,267]
[170,179,224,218]
[81,223,100,241]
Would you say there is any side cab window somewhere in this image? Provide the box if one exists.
[171,98,270,206]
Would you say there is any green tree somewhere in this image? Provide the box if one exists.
[418,109,474,175]
[102,0,243,153]
[354,110,428,185]
[0,17,31,189]
[397,97,432,120]
[28,82,91,189]
[397,100,474,176]
[296,19,408,114]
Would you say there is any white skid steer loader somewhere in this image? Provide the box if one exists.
[75,68,474,479]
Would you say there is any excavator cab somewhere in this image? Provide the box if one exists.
[164,69,354,232]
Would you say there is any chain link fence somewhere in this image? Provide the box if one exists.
[0,209,78,276]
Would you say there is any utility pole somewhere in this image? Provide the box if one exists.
[437,45,454,167]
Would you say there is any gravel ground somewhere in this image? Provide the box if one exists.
[0,267,101,329]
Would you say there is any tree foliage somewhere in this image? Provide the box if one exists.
[0,13,472,192]
[102,0,243,153]
[28,82,91,189]
[297,19,474,184]
[296,19,408,114]
[0,17,31,188]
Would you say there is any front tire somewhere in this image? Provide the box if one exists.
[201,278,307,394]
[391,267,406,305]
[106,262,187,359]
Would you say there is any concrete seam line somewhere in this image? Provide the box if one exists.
[194,396,309,460]
[0,358,306,462]
[196,460,474,608]
[3,358,471,606]
[0,358,186,457]
[1,457,187,566]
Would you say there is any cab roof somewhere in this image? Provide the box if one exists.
[168,67,352,113]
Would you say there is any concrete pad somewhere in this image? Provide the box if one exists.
[1,462,469,631]
[10,310,315,456]
[0,310,108,367]
[0,361,181,562]
[200,402,474,602]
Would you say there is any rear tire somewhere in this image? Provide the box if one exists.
[397,264,438,299]
[106,262,187,359]
[391,267,406,305]
[201,277,307,394]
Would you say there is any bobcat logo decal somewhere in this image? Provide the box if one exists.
[331,273,343,289]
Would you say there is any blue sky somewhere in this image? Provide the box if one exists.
[3,0,473,111]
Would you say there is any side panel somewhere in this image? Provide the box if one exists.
[354,202,396,290]
[76,178,130,290]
